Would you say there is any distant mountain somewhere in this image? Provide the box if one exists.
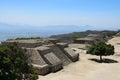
[0,23,95,36]
[0,22,119,37]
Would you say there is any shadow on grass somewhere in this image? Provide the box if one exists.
[88,58,118,63]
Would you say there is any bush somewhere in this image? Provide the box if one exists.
[74,35,82,39]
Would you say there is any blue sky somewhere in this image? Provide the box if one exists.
[0,0,120,27]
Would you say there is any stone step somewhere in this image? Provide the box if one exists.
[50,45,72,66]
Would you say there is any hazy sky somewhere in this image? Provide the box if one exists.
[0,0,120,27]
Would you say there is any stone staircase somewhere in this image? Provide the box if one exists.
[49,45,72,66]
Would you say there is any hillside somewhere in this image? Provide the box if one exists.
[50,30,119,43]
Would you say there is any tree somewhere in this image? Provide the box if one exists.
[87,41,114,62]
[0,43,38,80]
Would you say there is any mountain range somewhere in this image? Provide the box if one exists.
[0,22,119,37]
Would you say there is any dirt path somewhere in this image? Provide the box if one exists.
[38,53,120,80]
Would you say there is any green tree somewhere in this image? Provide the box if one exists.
[0,43,38,80]
[87,41,114,62]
